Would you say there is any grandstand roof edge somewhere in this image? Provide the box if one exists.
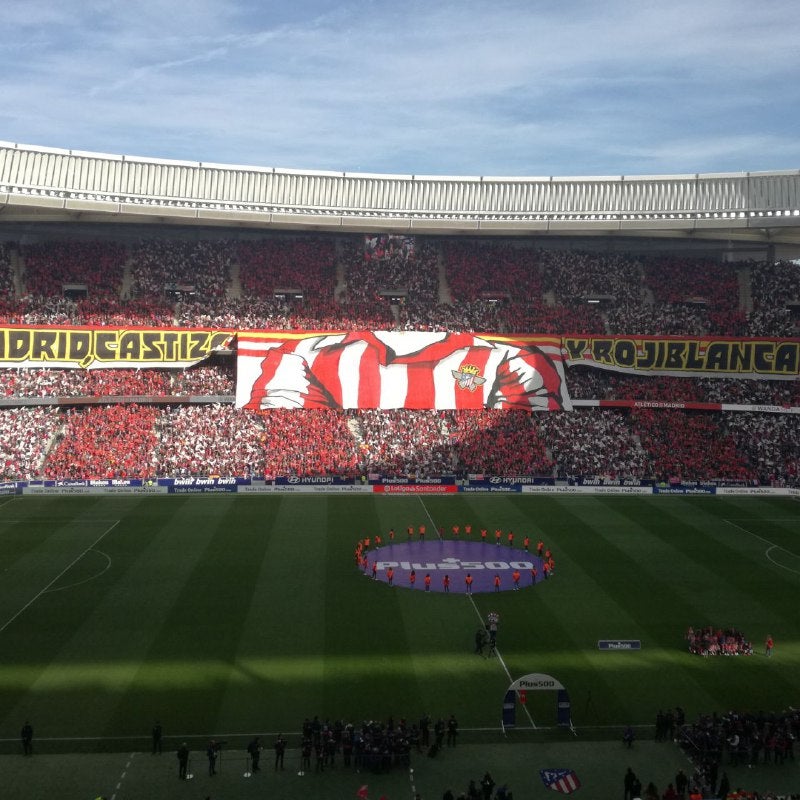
[1,141,798,183]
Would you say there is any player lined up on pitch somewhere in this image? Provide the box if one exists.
[353,525,556,594]
[355,525,549,548]
[355,525,552,554]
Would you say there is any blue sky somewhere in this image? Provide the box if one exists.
[2,0,799,177]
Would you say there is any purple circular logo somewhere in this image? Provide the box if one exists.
[358,540,548,593]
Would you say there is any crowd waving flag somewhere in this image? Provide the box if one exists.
[540,768,582,794]
[236,331,571,411]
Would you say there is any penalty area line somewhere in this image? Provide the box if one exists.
[44,549,113,594]
[0,520,120,635]
[724,517,800,574]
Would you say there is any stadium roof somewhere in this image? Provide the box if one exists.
[1,142,799,254]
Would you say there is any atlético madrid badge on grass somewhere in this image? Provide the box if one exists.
[540,768,581,794]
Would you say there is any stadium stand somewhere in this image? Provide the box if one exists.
[536,409,649,481]
[2,364,235,399]
[449,409,553,477]
[44,404,160,480]
[128,238,231,301]
[0,233,797,484]
[21,240,126,300]
[0,406,61,479]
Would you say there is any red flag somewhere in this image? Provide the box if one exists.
[357,785,369,799]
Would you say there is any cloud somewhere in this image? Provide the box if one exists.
[1,0,799,175]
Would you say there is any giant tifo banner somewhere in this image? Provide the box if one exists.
[4,325,798,394]
[236,331,571,410]
[563,335,800,379]
[0,325,234,368]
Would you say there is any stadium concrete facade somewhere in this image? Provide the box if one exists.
[1,141,799,260]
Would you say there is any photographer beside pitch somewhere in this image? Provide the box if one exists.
[206,738,221,775]
[20,720,33,756]
[247,735,262,772]
[176,742,189,779]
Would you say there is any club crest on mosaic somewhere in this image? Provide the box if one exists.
[451,364,487,391]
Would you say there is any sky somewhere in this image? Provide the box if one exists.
[2,0,799,178]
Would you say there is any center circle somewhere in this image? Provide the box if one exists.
[361,540,547,594]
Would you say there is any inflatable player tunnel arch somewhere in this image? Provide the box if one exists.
[502,673,574,733]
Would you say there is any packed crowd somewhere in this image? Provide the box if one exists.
[641,257,746,336]
[0,400,798,483]
[294,712,468,776]
[355,409,454,477]
[449,409,553,476]
[152,404,271,478]
[0,407,61,479]
[536,408,649,480]
[442,242,608,335]
[568,370,800,407]
[723,412,800,487]
[0,243,13,301]
[155,406,361,480]
[1,404,365,480]
[347,239,440,309]
[44,404,161,480]
[562,370,800,484]
[129,238,231,301]
[544,249,645,307]
[443,241,543,304]
[749,261,800,338]
[300,716,412,774]
[676,707,800,799]
[2,364,235,399]
[606,301,714,337]
[0,294,176,326]
[21,239,127,300]
[0,236,798,482]
[630,408,753,483]
[238,236,337,301]
[1,235,798,339]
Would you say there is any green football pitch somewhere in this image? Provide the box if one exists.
[1,493,799,798]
